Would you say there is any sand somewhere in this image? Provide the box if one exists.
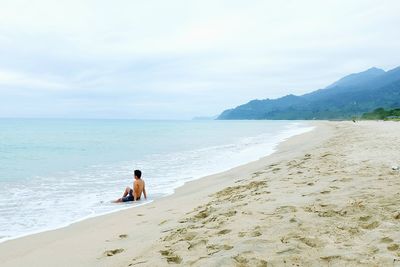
[1,121,400,266]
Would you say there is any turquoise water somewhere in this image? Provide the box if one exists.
[0,119,312,242]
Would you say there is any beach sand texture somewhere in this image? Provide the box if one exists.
[1,121,400,266]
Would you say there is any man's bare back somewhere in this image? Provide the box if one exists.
[114,170,147,203]
[133,177,146,201]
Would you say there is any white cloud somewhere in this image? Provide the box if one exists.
[0,0,400,118]
[0,69,67,90]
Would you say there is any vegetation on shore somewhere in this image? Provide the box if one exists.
[361,108,400,120]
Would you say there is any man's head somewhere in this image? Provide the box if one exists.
[134,169,142,179]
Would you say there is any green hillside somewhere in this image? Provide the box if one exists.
[218,66,400,120]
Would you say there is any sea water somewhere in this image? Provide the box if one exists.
[0,119,312,242]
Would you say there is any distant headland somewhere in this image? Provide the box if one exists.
[217,66,400,120]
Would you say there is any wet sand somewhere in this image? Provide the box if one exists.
[1,121,400,266]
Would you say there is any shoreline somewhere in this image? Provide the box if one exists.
[0,122,313,245]
[0,121,327,266]
[0,200,153,245]
[6,121,400,266]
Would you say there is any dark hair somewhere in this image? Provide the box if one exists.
[134,170,142,179]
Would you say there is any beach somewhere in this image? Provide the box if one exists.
[1,121,400,266]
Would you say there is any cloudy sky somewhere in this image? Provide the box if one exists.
[0,0,399,119]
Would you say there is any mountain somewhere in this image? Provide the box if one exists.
[217,66,400,120]
[325,67,385,89]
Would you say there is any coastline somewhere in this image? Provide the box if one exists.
[2,121,399,266]
[0,121,325,266]
[0,121,313,245]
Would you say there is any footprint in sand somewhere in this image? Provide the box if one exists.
[358,215,371,222]
[163,227,195,242]
[183,231,198,241]
[238,227,262,238]
[217,229,232,235]
[360,221,380,230]
[298,236,323,248]
[188,239,207,250]
[221,210,237,217]
[238,232,246,238]
[160,249,182,264]
[381,237,394,243]
[207,244,234,255]
[387,243,399,251]
[193,206,214,220]
[320,255,341,262]
[233,254,268,267]
[104,248,124,257]
[250,230,262,237]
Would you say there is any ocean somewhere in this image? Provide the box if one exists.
[0,119,312,242]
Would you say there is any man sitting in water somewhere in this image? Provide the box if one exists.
[114,170,147,202]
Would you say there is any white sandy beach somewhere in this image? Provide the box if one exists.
[1,121,400,266]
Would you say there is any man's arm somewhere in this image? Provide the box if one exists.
[143,181,147,200]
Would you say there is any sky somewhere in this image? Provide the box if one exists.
[0,0,400,119]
